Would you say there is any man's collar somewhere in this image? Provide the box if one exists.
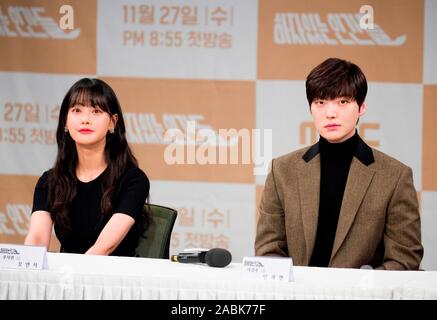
[302,134,375,166]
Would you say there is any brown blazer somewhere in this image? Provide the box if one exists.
[255,137,423,270]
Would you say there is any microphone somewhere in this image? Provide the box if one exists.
[171,248,232,268]
[360,265,373,270]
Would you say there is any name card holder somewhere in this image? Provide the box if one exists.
[241,256,294,282]
[0,243,48,270]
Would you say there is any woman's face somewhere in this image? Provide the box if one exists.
[65,104,117,147]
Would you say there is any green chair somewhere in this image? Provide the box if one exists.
[136,204,177,259]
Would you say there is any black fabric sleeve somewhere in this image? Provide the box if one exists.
[32,170,50,213]
[113,167,150,221]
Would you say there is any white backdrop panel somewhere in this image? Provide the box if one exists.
[97,0,258,80]
[149,180,255,262]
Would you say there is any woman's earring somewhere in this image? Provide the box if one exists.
[64,127,68,133]
[109,128,115,134]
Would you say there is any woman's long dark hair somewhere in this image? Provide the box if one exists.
[47,78,150,238]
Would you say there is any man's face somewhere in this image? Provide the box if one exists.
[310,97,366,143]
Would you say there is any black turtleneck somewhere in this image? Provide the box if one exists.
[309,131,359,267]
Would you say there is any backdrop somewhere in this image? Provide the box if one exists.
[0,0,436,269]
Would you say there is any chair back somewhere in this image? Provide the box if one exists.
[136,204,177,259]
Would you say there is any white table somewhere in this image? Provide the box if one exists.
[1,253,436,299]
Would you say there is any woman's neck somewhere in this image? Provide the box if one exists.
[75,143,107,182]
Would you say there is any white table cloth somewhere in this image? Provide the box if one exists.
[1,253,436,299]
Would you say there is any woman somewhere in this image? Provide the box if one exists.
[25,78,150,256]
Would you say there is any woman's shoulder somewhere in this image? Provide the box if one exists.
[37,169,54,183]
[33,169,56,191]
[115,165,150,198]
[120,164,149,184]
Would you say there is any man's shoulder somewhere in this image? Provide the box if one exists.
[273,146,312,169]
[371,148,411,171]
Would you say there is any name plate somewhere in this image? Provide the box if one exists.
[0,243,48,270]
[241,256,294,282]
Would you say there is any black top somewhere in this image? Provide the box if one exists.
[32,165,149,257]
[309,131,359,267]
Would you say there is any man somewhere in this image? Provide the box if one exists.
[255,58,423,269]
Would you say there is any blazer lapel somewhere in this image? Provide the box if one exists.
[330,157,375,262]
[297,154,320,264]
